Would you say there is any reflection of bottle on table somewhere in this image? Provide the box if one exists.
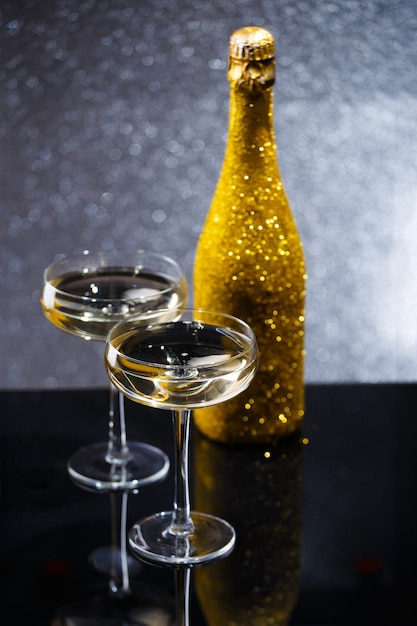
[194,429,303,626]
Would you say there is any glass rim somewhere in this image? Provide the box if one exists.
[42,248,186,305]
[105,307,258,371]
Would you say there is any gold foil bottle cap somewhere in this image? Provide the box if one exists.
[228,26,275,90]
[229,26,275,61]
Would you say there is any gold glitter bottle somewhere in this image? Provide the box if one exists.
[193,26,306,444]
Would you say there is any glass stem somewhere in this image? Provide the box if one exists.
[170,409,194,535]
[175,567,191,626]
[108,490,131,597]
[106,383,129,464]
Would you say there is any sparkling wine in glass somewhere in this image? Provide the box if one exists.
[105,308,258,567]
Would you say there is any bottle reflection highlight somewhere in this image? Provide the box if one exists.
[194,431,302,626]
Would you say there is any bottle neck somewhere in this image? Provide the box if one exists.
[224,83,278,173]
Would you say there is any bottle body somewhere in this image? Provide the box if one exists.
[193,27,306,444]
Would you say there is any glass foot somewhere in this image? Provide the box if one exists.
[128,511,236,567]
[67,441,170,493]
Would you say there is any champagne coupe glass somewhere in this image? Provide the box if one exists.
[40,248,187,492]
[105,308,258,568]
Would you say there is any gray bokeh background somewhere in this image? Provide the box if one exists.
[1,0,416,389]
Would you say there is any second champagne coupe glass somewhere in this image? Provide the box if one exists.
[40,248,187,492]
[105,308,258,567]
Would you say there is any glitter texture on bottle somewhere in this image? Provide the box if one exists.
[193,26,306,444]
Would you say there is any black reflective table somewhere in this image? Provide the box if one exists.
[1,384,416,625]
